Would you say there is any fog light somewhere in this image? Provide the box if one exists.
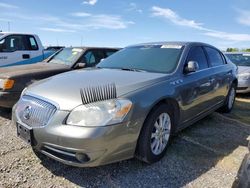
[75,153,90,163]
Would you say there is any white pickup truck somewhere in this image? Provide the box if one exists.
[0,32,55,67]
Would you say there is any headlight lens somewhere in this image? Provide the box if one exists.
[0,79,15,89]
[238,73,250,80]
[66,99,132,127]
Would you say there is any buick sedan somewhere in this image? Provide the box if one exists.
[13,42,237,167]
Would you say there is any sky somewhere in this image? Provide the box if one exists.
[0,0,250,50]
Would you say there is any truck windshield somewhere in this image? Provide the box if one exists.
[48,48,83,66]
[98,45,183,73]
[225,53,250,66]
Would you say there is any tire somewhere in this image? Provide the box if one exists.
[219,84,236,113]
[136,104,173,164]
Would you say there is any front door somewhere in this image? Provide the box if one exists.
[178,46,215,123]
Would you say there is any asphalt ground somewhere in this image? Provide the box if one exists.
[0,96,250,188]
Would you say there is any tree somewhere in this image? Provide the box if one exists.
[226,48,239,52]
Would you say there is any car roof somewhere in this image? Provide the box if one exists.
[65,47,121,50]
[0,32,37,36]
[127,41,217,49]
[224,52,250,54]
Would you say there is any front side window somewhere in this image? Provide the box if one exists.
[48,48,84,66]
[225,53,250,67]
[205,47,224,67]
[83,50,105,66]
[84,51,96,65]
[98,45,184,73]
[0,35,27,52]
[186,46,209,70]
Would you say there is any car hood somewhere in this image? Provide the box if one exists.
[238,66,250,74]
[25,68,167,110]
[0,62,69,78]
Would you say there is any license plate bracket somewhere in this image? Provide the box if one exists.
[16,123,34,145]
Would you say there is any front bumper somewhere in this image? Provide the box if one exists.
[13,110,138,167]
[0,91,21,108]
[237,79,250,93]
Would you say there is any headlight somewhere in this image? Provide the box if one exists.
[66,99,132,127]
[238,73,250,80]
[21,87,27,96]
[0,79,15,90]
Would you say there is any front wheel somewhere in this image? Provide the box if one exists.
[136,104,173,164]
[219,84,236,113]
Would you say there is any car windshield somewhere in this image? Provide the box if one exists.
[48,48,83,66]
[225,53,250,66]
[98,45,183,73]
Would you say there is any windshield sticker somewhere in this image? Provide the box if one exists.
[243,54,250,57]
[161,45,182,49]
[72,48,83,53]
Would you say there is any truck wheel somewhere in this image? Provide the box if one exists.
[136,104,173,164]
[219,84,236,113]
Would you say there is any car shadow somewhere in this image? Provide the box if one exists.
[37,95,250,188]
[0,108,11,120]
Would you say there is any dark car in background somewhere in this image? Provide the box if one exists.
[225,52,250,93]
[13,42,238,167]
[45,46,65,51]
[0,47,120,108]
[233,141,250,188]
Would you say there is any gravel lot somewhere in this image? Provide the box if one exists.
[0,97,250,188]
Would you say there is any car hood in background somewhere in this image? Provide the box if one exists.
[238,66,250,74]
[0,62,70,78]
[25,68,167,110]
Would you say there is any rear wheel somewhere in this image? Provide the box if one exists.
[136,104,173,164]
[219,84,236,113]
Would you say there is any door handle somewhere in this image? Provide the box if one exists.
[22,54,30,59]
[226,71,232,76]
[209,78,215,83]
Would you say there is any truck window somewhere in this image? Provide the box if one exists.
[0,35,27,52]
[27,36,38,50]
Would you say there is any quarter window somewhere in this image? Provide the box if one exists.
[205,47,224,67]
[186,46,208,70]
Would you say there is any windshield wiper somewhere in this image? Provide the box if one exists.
[121,68,146,72]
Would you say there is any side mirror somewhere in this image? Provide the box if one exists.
[75,62,86,69]
[185,61,199,74]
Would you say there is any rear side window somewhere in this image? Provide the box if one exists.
[27,36,38,50]
[186,46,208,70]
[205,47,225,67]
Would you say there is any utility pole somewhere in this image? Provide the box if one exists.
[81,36,83,46]
[7,22,10,32]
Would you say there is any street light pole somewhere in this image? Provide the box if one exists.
[7,22,10,32]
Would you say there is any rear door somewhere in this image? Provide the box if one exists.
[204,47,231,104]
[179,46,215,122]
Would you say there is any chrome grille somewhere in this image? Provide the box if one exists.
[16,95,57,128]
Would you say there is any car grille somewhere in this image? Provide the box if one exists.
[15,95,57,128]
